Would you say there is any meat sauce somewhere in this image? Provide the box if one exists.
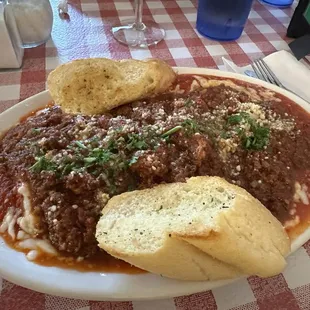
[0,74,310,273]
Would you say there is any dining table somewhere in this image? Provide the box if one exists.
[0,0,310,309]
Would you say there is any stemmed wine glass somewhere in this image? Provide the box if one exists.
[112,0,165,48]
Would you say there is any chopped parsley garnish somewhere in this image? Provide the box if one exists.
[30,117,211,178]
[75,141,88,149]
[89,148,113,165]
[161,119,216,139]
[228,114,242,125]
[227,112,250,125]
[125,133,148,151]
[184,98,194,107]
[226,112,270,150]
[182,119,199,135]
[30,156,57,173]
[61,163,75,176]
[29,133,145,179]
[128,156,139,166]
[30,112,268,181]
[242,126,270,150]
[83,157,97,164]
[161,125,183,138]
[31,128,41,135]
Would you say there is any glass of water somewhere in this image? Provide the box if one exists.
[196,0,254,41]
[260,0,293,8]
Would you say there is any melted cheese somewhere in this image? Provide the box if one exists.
[0,182,58,259]
[0,207,21,239]
[18,238,58,256]
[27,250,39,261]
[17,183,40,235]
[294,182,309,205]
[17,230,30,240]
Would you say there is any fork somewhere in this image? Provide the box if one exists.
[252,58,309,104]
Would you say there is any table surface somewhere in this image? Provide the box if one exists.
[1,0,310,309]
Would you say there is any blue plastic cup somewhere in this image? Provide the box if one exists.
[196,0,254,41]
[260,0,293,8]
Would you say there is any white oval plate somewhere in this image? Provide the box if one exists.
[0,67,310,301]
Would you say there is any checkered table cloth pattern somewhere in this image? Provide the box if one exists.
[1,0,310,309]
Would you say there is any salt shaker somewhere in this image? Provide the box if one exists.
[7,0,53,48]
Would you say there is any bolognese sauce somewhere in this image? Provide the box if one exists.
[0,74,309,272]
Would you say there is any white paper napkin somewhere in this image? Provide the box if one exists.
[222,50,310,103]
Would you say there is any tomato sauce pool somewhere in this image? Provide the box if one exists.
[1,232,144,273]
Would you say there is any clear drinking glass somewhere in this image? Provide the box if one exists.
[112,0,165,48]
[8,0,53,48]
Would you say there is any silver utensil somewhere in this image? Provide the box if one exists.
[252,58,309,104]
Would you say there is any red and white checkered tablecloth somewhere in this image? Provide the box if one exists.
[1,0,310,309]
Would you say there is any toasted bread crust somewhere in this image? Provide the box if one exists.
[96,176,290,281]
[47,58,176,115]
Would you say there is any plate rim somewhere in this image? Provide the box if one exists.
[0,67,309,301]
